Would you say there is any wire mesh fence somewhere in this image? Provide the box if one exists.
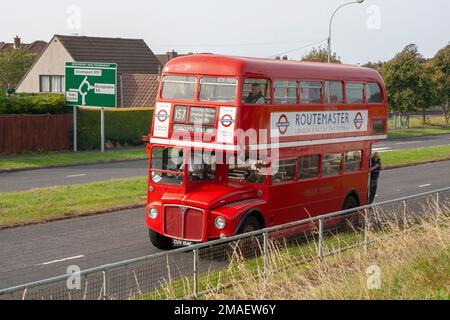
[1,186,449,300]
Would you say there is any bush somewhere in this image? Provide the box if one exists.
[77,108,153,150]
[0,93,69,114]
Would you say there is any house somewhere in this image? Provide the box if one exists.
[17,35,162,108]
[156,50,192,66]
[0,36,47,55]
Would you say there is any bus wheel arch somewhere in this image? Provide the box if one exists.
[149,229,174,250]
[344,190,360,209]
[236,209,265,235]
[342,191,363,231]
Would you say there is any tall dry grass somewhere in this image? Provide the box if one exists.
[205,201,450,300]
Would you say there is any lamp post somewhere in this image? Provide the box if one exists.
[327,0,365,63]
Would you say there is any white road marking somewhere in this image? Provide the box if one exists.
[36,255,85,266]
[373,147,392,151]
[419,184,431,188]
[66,174,86,178]
[373,147,393,153]
[395,141,422,145]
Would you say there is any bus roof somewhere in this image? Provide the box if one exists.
[163,54,385,84]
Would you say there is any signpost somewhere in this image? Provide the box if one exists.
[65,62,118,152]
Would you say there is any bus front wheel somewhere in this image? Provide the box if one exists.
[149,229,174,250]
[235,216,263,258]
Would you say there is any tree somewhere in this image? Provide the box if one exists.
[0,49,37,91]
[363,61,385,72]
[430,44,450,124]
[380,44,433,127]
[301,46,342,63]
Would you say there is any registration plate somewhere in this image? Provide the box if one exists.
[173,240,194,247]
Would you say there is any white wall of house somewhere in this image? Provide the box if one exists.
[17,37,74,93]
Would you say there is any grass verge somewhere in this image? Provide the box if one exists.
[205,216,450,300]
[0,148,147,172]
[388,127,450,139]
[0,177,147,227]
[383,144,450,169]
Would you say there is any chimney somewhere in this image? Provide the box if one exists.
[14,36,21,49]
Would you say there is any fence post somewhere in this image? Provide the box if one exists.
[364,209,369,254]
[263,231,269,279]
[436,192,440,224]
[102,270,108,300]
[403,200,408,229]
[193,248,199,299]
[318,218,324,260]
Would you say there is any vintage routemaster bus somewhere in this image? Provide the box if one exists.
[146,54,387,249]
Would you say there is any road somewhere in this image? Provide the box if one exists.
[1,160,450,290]
[1,134,449,193]
[0,160,148,192]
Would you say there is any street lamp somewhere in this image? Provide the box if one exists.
[327,0,365,63]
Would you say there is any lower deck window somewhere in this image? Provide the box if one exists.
[151,147,184,186]
[273,160,297,184]
[299,155,320,180]
[322,154,342,177]
[345,151,362,172]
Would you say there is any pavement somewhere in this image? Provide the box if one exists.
[1,159,450,290]
[0,134,449,193]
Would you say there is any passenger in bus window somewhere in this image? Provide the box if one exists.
[245,84,266,104]
[173,82,194,100]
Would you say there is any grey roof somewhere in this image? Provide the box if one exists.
[55,35,162,75]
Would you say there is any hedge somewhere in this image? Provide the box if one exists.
[0,93,69,114]
[77,108,154,149]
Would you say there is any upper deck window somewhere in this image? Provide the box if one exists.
[300,81,322,104]
[324,81,344,104]
[161,75,197,101]
[242,79,270,104]
[366,83,383,103]
[274,80,298,104]
[200,77,237,103]
[346,83,364,104]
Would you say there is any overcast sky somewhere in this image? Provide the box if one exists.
[2,0,449,64]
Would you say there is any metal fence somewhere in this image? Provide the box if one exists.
[1,186,450,300]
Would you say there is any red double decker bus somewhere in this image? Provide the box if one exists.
[146,54,387,249]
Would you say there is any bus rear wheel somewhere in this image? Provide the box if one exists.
[342,196,362,232]
[149,229,174,250]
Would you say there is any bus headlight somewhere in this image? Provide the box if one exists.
[148,207,159,220]
[214,217,226,230]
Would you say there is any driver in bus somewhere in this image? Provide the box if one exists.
[245,84,266,104]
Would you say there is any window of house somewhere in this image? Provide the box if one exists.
[40,76,51,93]
[272,160,297,184]
[366,83,383,103]
[200,77,237,102]
[40,75,64,93]
[299,155,320,180]
[346,83,364,104]
[324,81,344,104]
[274,80,297,104]
[322,154,342,177]
[300,81,322,104]
[242,78,271,104]
[344,151,362,173]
